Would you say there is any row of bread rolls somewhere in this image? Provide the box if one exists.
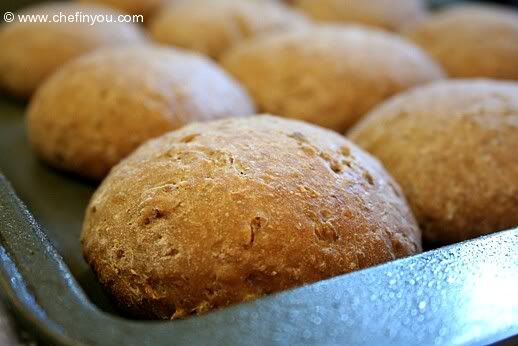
[0,0,516,319]
[79,0,170,18]
[149,0,311,59]
[82,78,518,318]
[27,45,255,179]
[81,0,427,31]
[149,0,518,79]
[10,1,446,178]
[119,0,518,79]
[2,0,517,98]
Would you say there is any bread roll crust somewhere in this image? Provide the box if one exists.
[293,0,427,31]
[81,115,421,319]
[405,5,518,79]
[221,25,444,132]
[0,2,147,98]
[27,46,254,180]
[149,0,309,59]
[80,0,166,17]
[349,80,518,244]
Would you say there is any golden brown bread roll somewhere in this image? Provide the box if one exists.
[27,45,255,180]
[292,0,428,31]
[81,115,422,319]
[79,0,168,17]
[221,25,444,132]
[405,5,518,79]
[0,2,147,98]
[349,79,518,245]
[148,0,309,59]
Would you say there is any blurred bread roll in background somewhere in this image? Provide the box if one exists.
[79,0,169,17]
[148,0,309,59]
[221,25,444,132]
[27,45,254,180]
[405,4,518,79]
[0,2,147,98]
[81,115,421,319]
[349,79,518,245]
[292,0,428,31]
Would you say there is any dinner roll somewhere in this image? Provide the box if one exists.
[405,5,518,79]
[148,0,309,59]
[79,0,168,17]
[293,0,427,31]
[0,2,147,98]
[221,25,444,132]
[349,80,518,245]
[27,45,254,180]
[81,115,421,319]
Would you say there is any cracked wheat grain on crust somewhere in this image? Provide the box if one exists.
[26,45,255,180]
[349,79,518,245]
[148,0,309,59]
[221,25,444,132]
[293,0,428,31]
[0,2,147,98]
[405,5,518,79]
[81,115,421,319]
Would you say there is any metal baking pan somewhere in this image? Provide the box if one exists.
[1,89,518,346]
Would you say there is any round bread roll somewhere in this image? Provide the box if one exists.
[79,0,168,17]
[293,0,427,31]
[221,25,444,132]
[349,79,518,245]
[405,5,518,79]
[0,2,147,98]
[81,115,421,319]
[27,45,254,180]
[148,0,309,59]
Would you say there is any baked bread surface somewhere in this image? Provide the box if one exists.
[81,115,421,319]
[293,0,427,31]
[149,0,309,59]
[27,45,255,180]
[0,2,147,98]
[221,25,444,132]
[349,79,518,244]
[405,5,518,79]
[80,0,168,17]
